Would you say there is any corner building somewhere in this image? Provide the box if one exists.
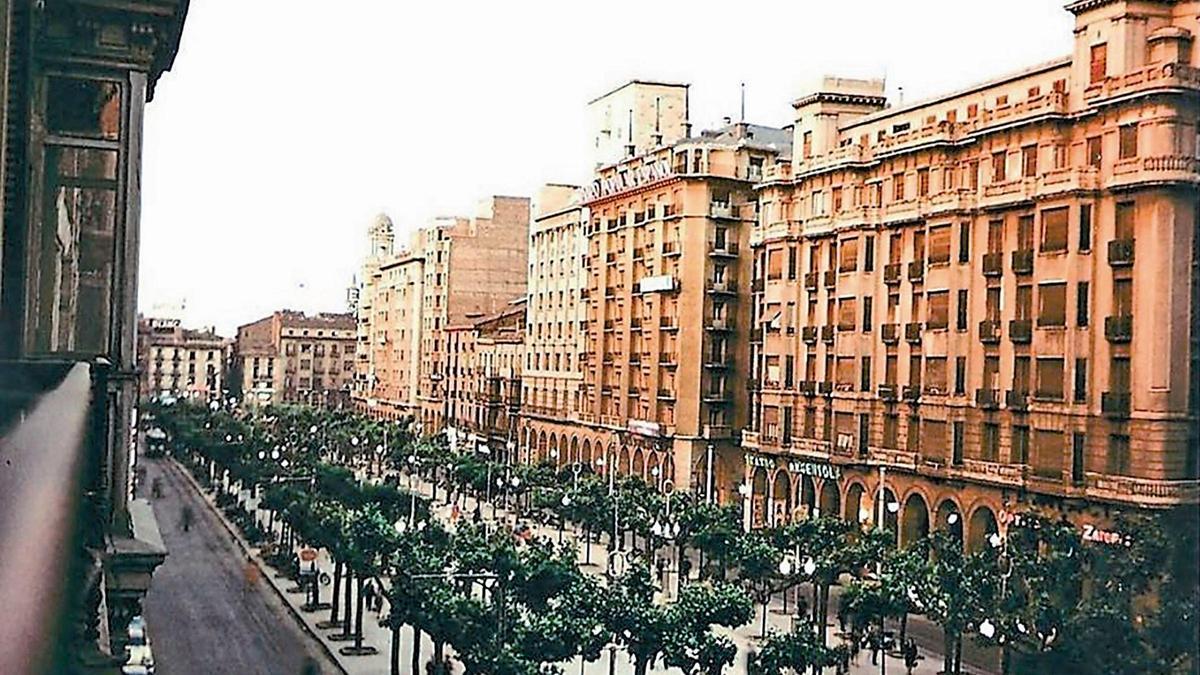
[579,98,791,499]
[748,0,1199,549]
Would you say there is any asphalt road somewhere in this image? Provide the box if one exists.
[142,456,338,675]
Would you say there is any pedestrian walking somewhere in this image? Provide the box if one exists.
[655,556,667,584]
[151,477,162,499]
[450,503,461,523]
[243,555,260,594]
[472,503,482,523]
[180,504,194,532]
[363,579,375,610]
[903,638,920,674]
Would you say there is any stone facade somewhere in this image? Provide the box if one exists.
[234,310,356,407]
[746,0,1199,549]
[446,301,526,457]
[136,316,230,402]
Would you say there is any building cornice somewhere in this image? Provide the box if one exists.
[793,92,887,109]
[1064,0,1176,14]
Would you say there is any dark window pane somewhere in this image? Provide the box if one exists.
[46,77,121,140]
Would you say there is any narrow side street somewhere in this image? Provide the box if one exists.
[142,457,338,675]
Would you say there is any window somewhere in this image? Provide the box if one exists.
[1116,201,1135,240]
[839,237,859,272]
[927,291,950,329]
[864,236,875,271]
[1022,145,1038,177]
[1053,143,1068,169]
[952,421,965,465]
[1038,283,1066,326]
[956,289,968,331]
[836,356,856,389]
[906,414,921,454]
[1079,204,1092,251]
[1090,43,1107,84]
[1012,425,1029,464]
[893,173,906,201]
[968,159,979,189]
[1076,281,1089,327]
[832,186,843,212]
[1074,358,1088,403]
[802,131,812,159]
[787,246,797,280]
[928,225,951,264]
[883,413,899,449]
[1034,429,1064,479]
[987,218,1004,253]
[918,168,930,196]
[1119,124,1138,160]
[958,221,971,263]
[1040,207,1068,252]
[838,298,857,330]
[1087,136,1102,168]
[1036,358,1065,400]
[863,296,873,332]
[861,356,872,392]
[921,419,948,462]
[992,151,1006,182]
[784,355,795,389]
[1107,434,1130,475]
[955,357,966,395]
[767,248,783,279]
[982,423,1000,462]
[1071,433,1086,485]
[926,357,948,394]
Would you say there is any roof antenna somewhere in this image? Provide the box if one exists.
[740,82,746,122]
[655,96,661,132]
[898,85,904,107]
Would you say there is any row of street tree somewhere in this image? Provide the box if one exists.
[150,400,1198,674]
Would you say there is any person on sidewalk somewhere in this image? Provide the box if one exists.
[243,555,260,595]
[180,504,194,532]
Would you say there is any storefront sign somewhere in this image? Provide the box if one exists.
[638,275,677,294]
[1081,524,1132,547]
[626,419,662,438]
[745,453,774,469]
[787,459,842,481]
[583,160,673,202]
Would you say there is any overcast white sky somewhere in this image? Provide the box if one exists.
[139,1,1075,335]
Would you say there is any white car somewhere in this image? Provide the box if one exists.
[123,616,155,674]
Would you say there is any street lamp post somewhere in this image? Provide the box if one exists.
[559,494,571,545]
[738,481,752,532]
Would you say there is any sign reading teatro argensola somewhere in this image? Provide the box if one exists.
[584,159,674,202]
[744,453,842,481]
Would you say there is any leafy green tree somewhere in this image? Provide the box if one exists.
[748,623,840,675]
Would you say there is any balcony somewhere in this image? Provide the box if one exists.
[709,203,735,219]
[901,384,920,402]
[982,252,1003,277]
[751,279,764,293]
[883,263,902,285]
[802,326,819,344]
[704,354,729,369]
[979,320,1001,344]
[904,322,922,344]
[818,381,834,395]
[1084,473,1200,508]
[703,424,733,439]
[1006,389,1029,411]
[1105,315,1133,343]
[907,260,925,283]
[1084,61,1200,105]
[708,241,739,257]
[823,270,837,288]
[702,389,731,403]
[657,388,676,400]
[740,429,761,448]
[659,352,678,367]
[799,380,816,395]
[1009,319,1032,343]
[706,316,734,331]
[1108,239,1135,267]
[708,278,738,294]
[662,240,681,257]
[1011,249,1034,275]
[1102,391,1131,418]
[878,384,899,402]
[820,325,835,343]
[881,323,899,344]
[659,316,679,331]
[804,272,820,290]
[975,388,1000,409]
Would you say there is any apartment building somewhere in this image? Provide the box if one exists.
[574,85,791,498]
[747,0,1199,547]
[137,317,230,402]
[446,301,526,458]
[518,184,590,463]
[234,310,356,406]
[353,196,530,429]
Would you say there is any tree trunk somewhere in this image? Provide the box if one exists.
[411,625,422,674]
[341,571,353,635]
[353,575,366,649]
[1001,644,1011,675]
[954,636,963,675]
[633,655,649,675]
[943,629,954,675]
[390,625,401,675]
[760,598,769,638]
[900,612,908,645]
[818,583,831,646]
[329,561,342,624]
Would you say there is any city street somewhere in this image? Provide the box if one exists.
[142,457,338,675]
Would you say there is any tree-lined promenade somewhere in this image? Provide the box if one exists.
[150,400,1198,675]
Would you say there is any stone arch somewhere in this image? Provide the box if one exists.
[618,446,631,476]
[751,466,770,529]
[537,431,548,462]
[881,487,900,546]
[967,505,999,553]
[632,447,645,478]
[818,481,841,520]
[771,470,792,526]
[581,438,592,466]
[796,475,817,519]
[844,482,867,525]
[934,498,964,548]
[548,432,558,464]
[900,492,930,549]
[569,436,579,464]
